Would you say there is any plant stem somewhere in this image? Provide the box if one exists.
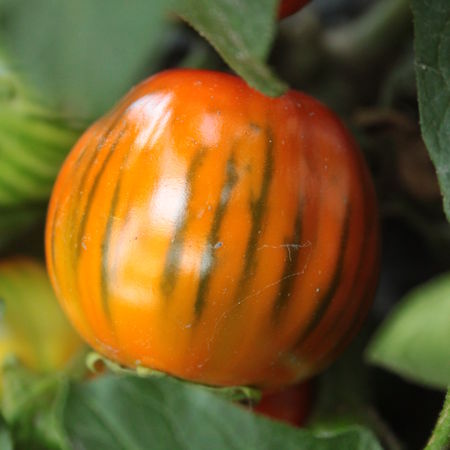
[425,388,450,450]
[322,0,412,67]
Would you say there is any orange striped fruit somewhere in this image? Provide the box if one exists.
[46,69,379,389]
[279,0,310,18]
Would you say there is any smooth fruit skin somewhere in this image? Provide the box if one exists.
[46,69,379,388]
[279,0,310,19]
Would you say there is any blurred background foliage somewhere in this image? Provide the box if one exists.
[0,0,449,449]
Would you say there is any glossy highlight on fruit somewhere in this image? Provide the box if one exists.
[279,0,310,19]
[46,69,379,388]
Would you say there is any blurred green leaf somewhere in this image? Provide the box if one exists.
[0,258,83,374]
[2,356,50,425]
[0,52,79,229]
[1,358,70,450]
[0,415,13,450]
[172,0,287,96]
[366,273,450,389]
[0,0,169,119]
[63,375,382,450]
[0,110,79,207]
[411,0,450,221]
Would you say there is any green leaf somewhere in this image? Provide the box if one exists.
[0,53,79,209]
[366,273,450,389]
[1,0,169,119]
[0,110,79,207]
[171,0,288,96]
[411,0,450,221]
[86,352,261,403]
[0,415,13,450]
[63,375,382,450]
[1,356,52,425]
[424,388,450,450]
[1,358,71,450]
[0,258,83,374]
